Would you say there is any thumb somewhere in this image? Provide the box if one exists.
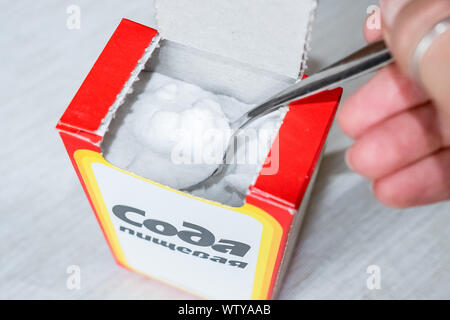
[380,0,450,122]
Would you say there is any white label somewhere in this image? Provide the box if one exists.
[91,162,263,299]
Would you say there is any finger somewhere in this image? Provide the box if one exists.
[373,148,450,208]
[363,10,383,43]
[381,0,450,119]
[346,103,445,180]
[421,27,450,124]
[338,64,427,139]
[379,0,412,36]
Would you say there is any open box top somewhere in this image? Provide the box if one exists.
[150,0,317,104]
[154,0,317,79]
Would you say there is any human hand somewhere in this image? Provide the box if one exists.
[338,0,450,208]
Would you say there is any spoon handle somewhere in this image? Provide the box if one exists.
[232,41,394,129]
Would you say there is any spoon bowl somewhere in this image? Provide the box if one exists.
[182,41,393,191]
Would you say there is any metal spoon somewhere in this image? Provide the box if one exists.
[184,41,394,191]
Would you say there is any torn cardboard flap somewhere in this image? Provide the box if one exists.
[154,0,317,79]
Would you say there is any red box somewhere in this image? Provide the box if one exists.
[57,19,342,299]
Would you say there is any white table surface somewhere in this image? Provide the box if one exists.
[0,0,449,300]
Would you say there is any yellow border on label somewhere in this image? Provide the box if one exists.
[74,149,282,299]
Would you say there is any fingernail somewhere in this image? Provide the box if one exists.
[379,0,410,29]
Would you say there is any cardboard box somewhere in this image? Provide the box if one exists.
[56,17,342,299]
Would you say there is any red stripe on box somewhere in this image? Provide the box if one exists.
[251,88,343,210]
[248,88,342,299]
[58,132,128,269]
[57,19,158,135]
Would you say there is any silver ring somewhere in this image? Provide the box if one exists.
[410,16,450,81]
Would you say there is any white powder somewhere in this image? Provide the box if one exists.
[103,72,285,207]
